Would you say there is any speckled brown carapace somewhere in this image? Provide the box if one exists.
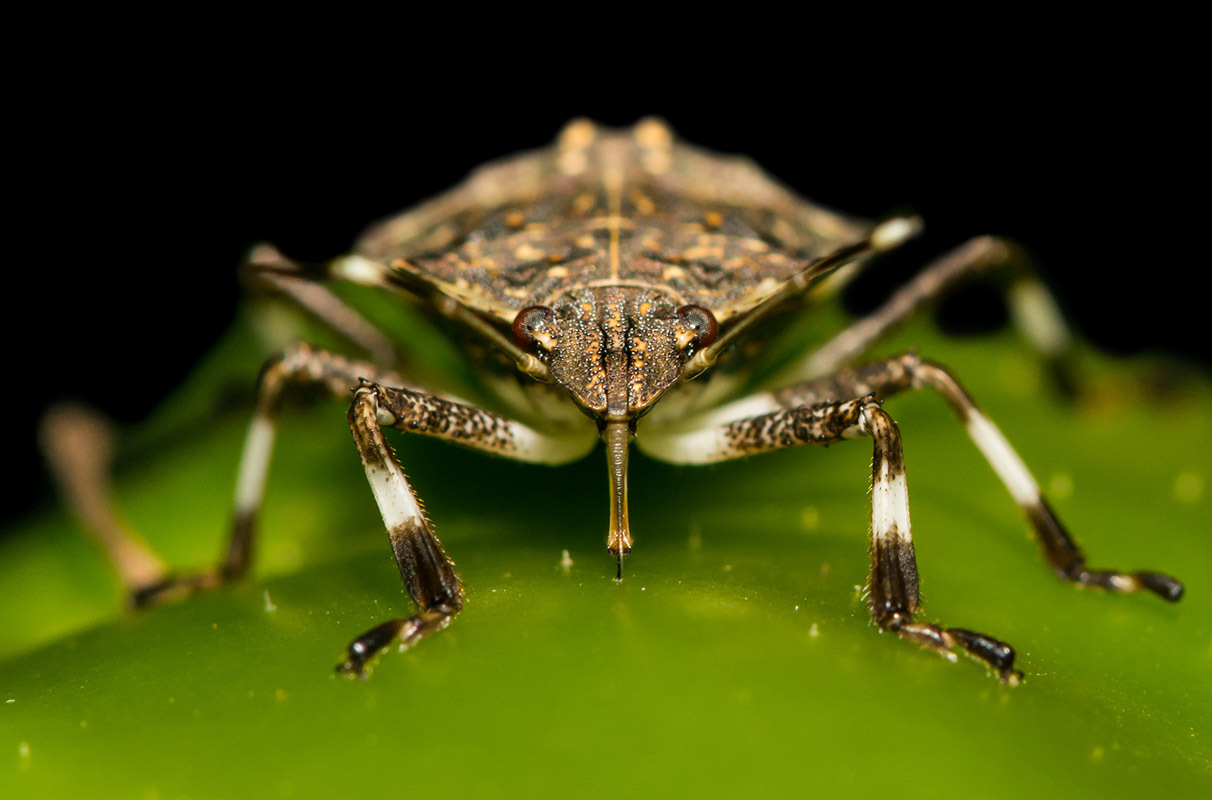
[358,118,865,323]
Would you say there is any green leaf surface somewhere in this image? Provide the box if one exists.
[3,314,1210,799]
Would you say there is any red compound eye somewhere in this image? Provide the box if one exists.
[677,304,718,350]
[512,305,554,349]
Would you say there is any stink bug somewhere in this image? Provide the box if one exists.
[51,118,1183,683]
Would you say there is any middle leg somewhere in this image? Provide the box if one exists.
[773,353,1183,602]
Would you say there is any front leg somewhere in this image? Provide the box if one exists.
[642,353,1182,682]
[339,385,464,678]
[116,341,595,675]
[340,380,597,677]
[860,405,1021,684]
[640,394,1024,683]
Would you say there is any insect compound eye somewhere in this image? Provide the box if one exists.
[675,304,718,351]
[512,305,556,350]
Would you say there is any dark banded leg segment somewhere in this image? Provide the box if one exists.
[770,352,1184,602]
[340,380,595,676]
[131,343,410,608]
[117,338,592,674]
[1026,500,1183,599]
[904,356,1184,602]
[643,352,1182,681]
[862,402,1023,684]
[641,395,1024,682]
[340,385,462,677]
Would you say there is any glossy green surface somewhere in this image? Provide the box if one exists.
[3,313,1210,798]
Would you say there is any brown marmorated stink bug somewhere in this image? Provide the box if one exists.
[51,118,1183,683]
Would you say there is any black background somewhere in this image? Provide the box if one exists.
[5,28,1205,532]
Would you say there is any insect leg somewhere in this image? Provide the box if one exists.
[39,405,172,600]
[776,237,1072,387]
[129,343,412,606]
[340,384,462,678]
[242,243,400,367]
[125,334,591,670]
[776,352,1184,601]
[340,380,595,677]
[900,354,1181,599]
[639,393,1023,683]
